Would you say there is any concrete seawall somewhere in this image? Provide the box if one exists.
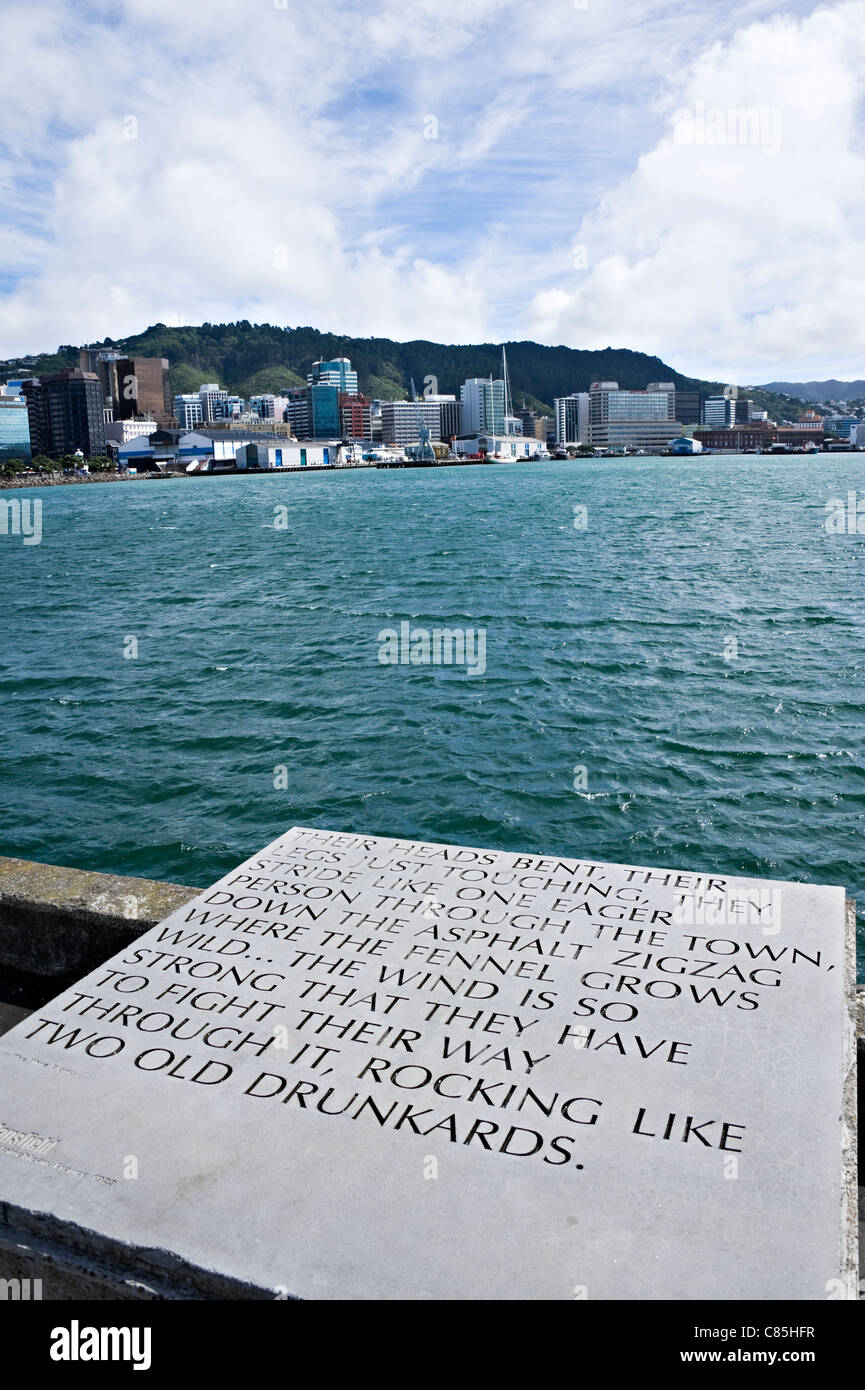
[0,855,199,1032]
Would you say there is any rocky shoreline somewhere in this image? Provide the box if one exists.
[0,471,171,489]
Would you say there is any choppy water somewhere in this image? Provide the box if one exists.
[2,456,864,976]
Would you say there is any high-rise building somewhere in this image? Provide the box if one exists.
[438,399,462,439]
[339,393,372,440]
[673,390,703,426]
[703,396,737,428]
[198,384,229,423]
[250,395,289,422]
[286,384,341,439]
[554,393,590,445]
[308,358,358,394]
[646,381,707,428]
[380,401,442,448]
[115,358,173,426]
[588,382,682,449]
[0,397,32,460]
[79,349,122,422]
[516,408,536,438]
[823,413,858,438]
[79,350,172,426]
[22,371,106,459]
[460,378,505,435]
[174,395,205,432]
[417,393,460,440]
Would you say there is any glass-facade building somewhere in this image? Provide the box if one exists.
[287,385,341,438]
[310,384,340,437]
[21,371,106,459]
[589,382,682,449]
[0,397,32,461]
[460,378,506,435]
[308,358,358,394]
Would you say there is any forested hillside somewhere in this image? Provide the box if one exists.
[1,321,809,420]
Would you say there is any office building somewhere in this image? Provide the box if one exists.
[420,394,461,441]
[380,401,442,448]
[285,384,341,439]
[460,378,506,436]
[823,414,858,439]
[250,395,289,422]
[647,382,704,429]
[79,349,122,422]
[308,358,358,394]
[198,384,229,423]
[588,382,682,449]
[555,393,590,445]
[22,371,106,459]
[439,399,462,439]
[115,358,172,425]
[79,350,172,426]
[703,396,737,428]
[673,390,703,426]
[516,409,536,438]
[0,397,32,461]
[174,395,205,432]
[339,393,372,440]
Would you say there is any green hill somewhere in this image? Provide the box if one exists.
[0,320,813,421]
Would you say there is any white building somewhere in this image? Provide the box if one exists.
[453,434,545,460]
[104,419,158,444]
[703,396,736,428]
[669,435,704,454]
[554,393,590,445]
[460,378,506,435]
[235,440,342,470]
[250,394,289,422]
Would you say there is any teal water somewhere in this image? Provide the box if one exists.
[2,457,864,977]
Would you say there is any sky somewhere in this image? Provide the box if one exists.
[1,0,864,383]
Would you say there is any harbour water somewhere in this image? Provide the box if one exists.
[1,455,863,976]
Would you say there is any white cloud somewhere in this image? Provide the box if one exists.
[1,0,862,382]
[528,2,865,381]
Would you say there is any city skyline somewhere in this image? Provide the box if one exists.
[2,1,864,381]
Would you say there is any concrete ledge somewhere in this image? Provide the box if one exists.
[0,853,861,1299]
[0,855,199,983]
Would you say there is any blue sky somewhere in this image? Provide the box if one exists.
[1,0,864,382]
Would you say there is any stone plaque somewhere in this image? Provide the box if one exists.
[0,827,857,1299]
